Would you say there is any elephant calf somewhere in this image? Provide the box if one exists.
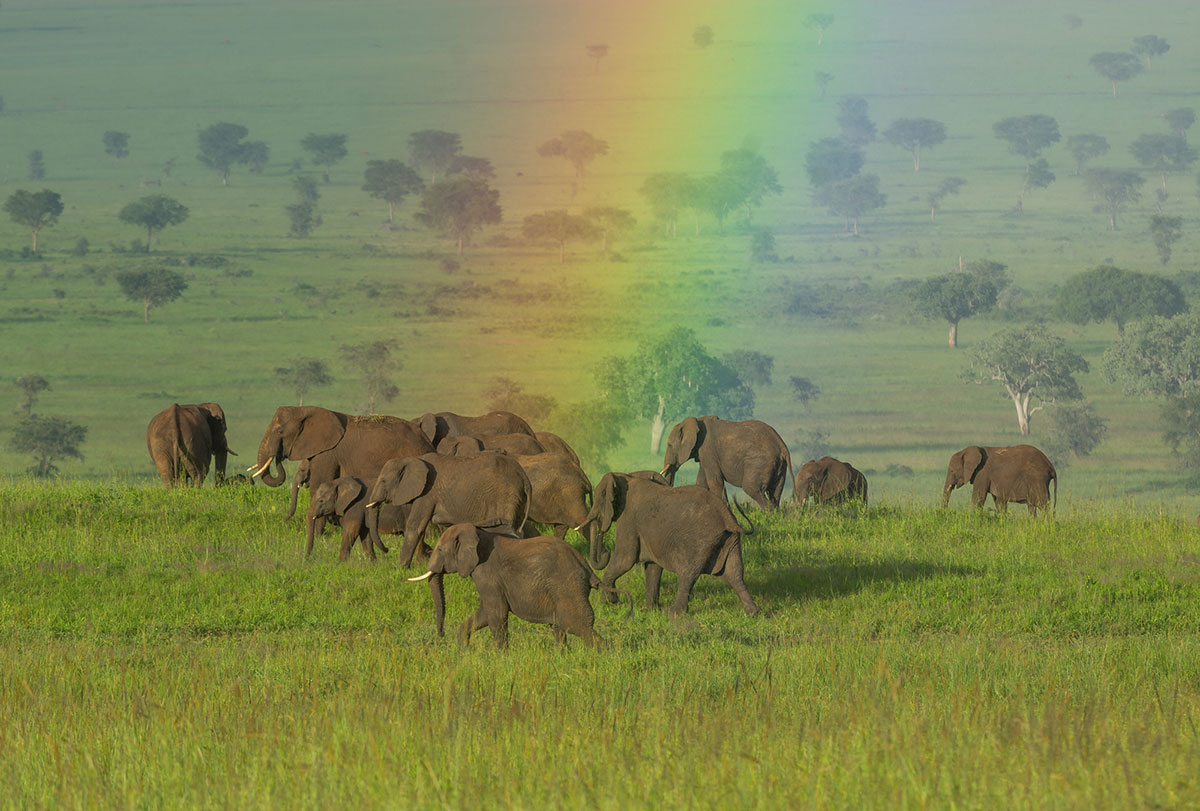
[309,476,407,561]
[409,523,630,647]
[943,444,1057,515]
[793,457,867,506]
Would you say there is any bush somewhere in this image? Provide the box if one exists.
[72,237,89,256]
[9,414,87,477]
[1040,401,1107,469]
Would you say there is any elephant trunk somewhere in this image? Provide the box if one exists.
[661,463,678,486]
[365,502,384,554]
[430,573,445,637]
[254,433,286,488]
[587,522,610,570]
[941,481,954,508]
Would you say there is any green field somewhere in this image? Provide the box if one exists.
[4,1,1200,807]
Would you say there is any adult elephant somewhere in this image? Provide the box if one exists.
[942,444,1057,515]
[417,411,536,447]
[436,432,545,457]
[578,472,759,617]
[510,452,594,541]
[534,431,581,466]
[146,402,234,487]
[661,416,791,509]
[250,406,433,551]
[793,457,868,506]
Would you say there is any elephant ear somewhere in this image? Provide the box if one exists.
[598,473,628,533]
[197,402,226,426]
[295,459,311,484]
[477,518,522,538]
[455,526,482,576]
[291,407,347,460]
[675,417,703,462]
[962,446,987,483]
[336,477,366,514]
[390,457,434,506]
[419,413,442,445]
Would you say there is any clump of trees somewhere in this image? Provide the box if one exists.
[1056,265,1185,333]
[1083,169,1143,230]
[481,377,556,423]
[522,210,597,262]
[537,130,609,183]
[197,122,268,184]
[409,130,461,183]
[882,118,946,172]
[414,176,502,255]
[1089,52,1143,97]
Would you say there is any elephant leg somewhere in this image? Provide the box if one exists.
[644,562,664,609]
[720,549,760,617]
[399,501,436,567]
[460,607,488,646]
[552,626,568,645]
[600,537,638,604]
[305,512,329,557]
[694,466,709,489]
[551,524,568,540]
[994,497,1008,513]
[338,528,357,562]
[488,610,509,648]
[668,568,702,616]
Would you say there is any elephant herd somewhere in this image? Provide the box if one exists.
[146,402,1059,647]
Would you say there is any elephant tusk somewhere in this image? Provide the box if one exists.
[365,500,381,509]
[249,460,272,477]
[407,571,434,582]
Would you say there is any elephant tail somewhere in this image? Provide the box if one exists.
[1052,472,1058,513]
[591,576,633,619]
[732,498,755,536]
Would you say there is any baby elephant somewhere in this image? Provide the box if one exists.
[793,456,868,506]
[409,523,630,647]
[309,476,406,561]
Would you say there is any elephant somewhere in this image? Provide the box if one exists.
[793,457,868,506]
[578,472,760,617]
[510,453,594,540]
[363,451,532,570]
[436,432,545,457]
[249,406,433,552]
[146,402,235,487]
[285,459,311,520]
[942,444,1057,515]
[408,523,631,645]
[534,431,581,466]
[661,416,791,509]
[417,410,536,447]
[308,476,408,561]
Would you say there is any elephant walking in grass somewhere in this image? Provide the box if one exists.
[308,476,408,561]
[408,523,631,644]
[661,416,791,509]
[146,402,234,487]
[793,457,867,506]
[943,444,1057,515]
[578,472,759,617]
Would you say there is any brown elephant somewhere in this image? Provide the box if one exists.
[249,406,433,552]
[308,476,408,561]
[942,444,1057,515]
[534,431,581,466]
[408,523,630,644]
[578,472,759,616]
[146,402,234,487]
[417,411,536,447]
[793,457,867,506]
[436,432,545,457]
[284,459,311,520]
[661,416,791,509]
[509,453,594,540]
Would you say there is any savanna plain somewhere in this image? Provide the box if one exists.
[2,1,1200,807]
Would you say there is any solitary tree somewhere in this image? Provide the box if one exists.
[693,26,714,48]
[789,377,821,413]
[362,159,424,223]
[408,130,461,183]
[804,137,864,188]
[912,263,1005,348]
[927,176,966,221]
[414,176,502,255]
[521,210,598,263]
[639,172,694,237]
[273,357,332,406]
[1149,215,1184,265]
[715,148,782,223]
[1083,168,1143,231]
[721,350,774,387]
[836,96,876,146]
[993,115,1060,211]
[1064,14,1083,33]
[115,267,188,322]
[537,130,608,182]
[340,340,401,414]
[964,327,1089,435]
[118,195,189,251]
[882,118,946,172]
[1066,133,1109,175]
[1041,402,1108,468]
[814,71,834,98]
[197,122,257,185]
[300,133,348,183]
[814,173,885,235]
[13,374,49,415]
[585,44,608,73]
[1089,52,1143,97]
[241,141,269,174]
[1130,133,1197,194]
[583,206,636,253]
[103,131,130,165]
[804,13,834,45]
[1132,35,1169,69]
[286,176,321,237]
[1162,108,1196,141]
[10,414,87,477]
[28,150,44,180]
[3,189,63,252]
[596,326,754,453]
[1056,265,1186,333]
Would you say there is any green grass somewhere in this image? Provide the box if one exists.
[3,480,1200,808]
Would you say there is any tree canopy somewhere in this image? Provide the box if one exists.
[1129,133,1197,194]
[912,262,1007,348]
[445,155,495,181]
[1162,108,1195,141]
[1083,168,1143,231]
[3,188,63,252]
[1056,265,1186,333]
[521,210,598,262]
[583,206,636,252]
[927,176,966,221]
[1089,52,1143,96]
[537,130,609,181]
[196,122,262,184]
[274,358,332,406]
[118,195,189,251]
[1066,133,1109,175]
[408,130,461,183]
[1132,35,1169,69]
[993,115,1060,162]
[585,44,608,73]
[692,25,714,48]
[10,414,87,477]
[115,267,188,323]
[103,131,130,164]
[14,374,50,416]
[413,176,502,255]
[814,174,886,235]
[300,133,348,182]
[836,96,876,146]
[340,340,401,415]
[882,118,946,171]
[639,172,694,237]
[362,159,424,223]
[1149,215,1184,265]
[803,13,834,45]
[1102,311,1200,397]
[804,137,864,188]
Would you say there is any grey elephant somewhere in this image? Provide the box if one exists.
[534,431,581,466]
[793,457,867,506]
[417,410,536,447]
[436,432,545,457]
[578,472,759,617]
[364,451,532,569]
[661,416,791,509]
[510,453,594,540]
[308,476,408,561]
[942,444,1057,515]
[146,402,235,487]
[249,406,433,553]
[285,459,311,520]
[408,523,631,645]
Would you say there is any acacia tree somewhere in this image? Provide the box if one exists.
[912,262,1006,348]
[716,148,782,223]
[1083,168,1143,231]
[361,159,424,223]
[583,206,636,253]
[408,130,461,183]
[1162,108,1195,141]
[1132,35,1169,69]
[273,357,332,406]
[196,122,259,185]
[1066,133,1109,175]
[927,176,966,221]
[1149,216,1183,265]
[814,71,834,98]
[3,188,63,251]
[804,13,834,45]
[13,374,49,415]
[585,44,608,73]
[1056,265,1185,333]
[115,267,188,323]
[103,131,130,165]
[340,340,401,414]
[300,133,348,183]
[1089,52,1143,97]
[596,326,754,453]
[118,195,189,251]
[814,173,885,235]
[964,327,1089,436]
[10,414,87,477]
[836,96,875,146]
[537,130,608,183]
[993,115,1060,211]
[414,176,502,255]
[804,137,864,188]
[521,210,598,262]
[882,118,946,171]
[1129,133,1197,194]
[639,172,693,237]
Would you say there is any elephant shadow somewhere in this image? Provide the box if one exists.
[748,551,981,606]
